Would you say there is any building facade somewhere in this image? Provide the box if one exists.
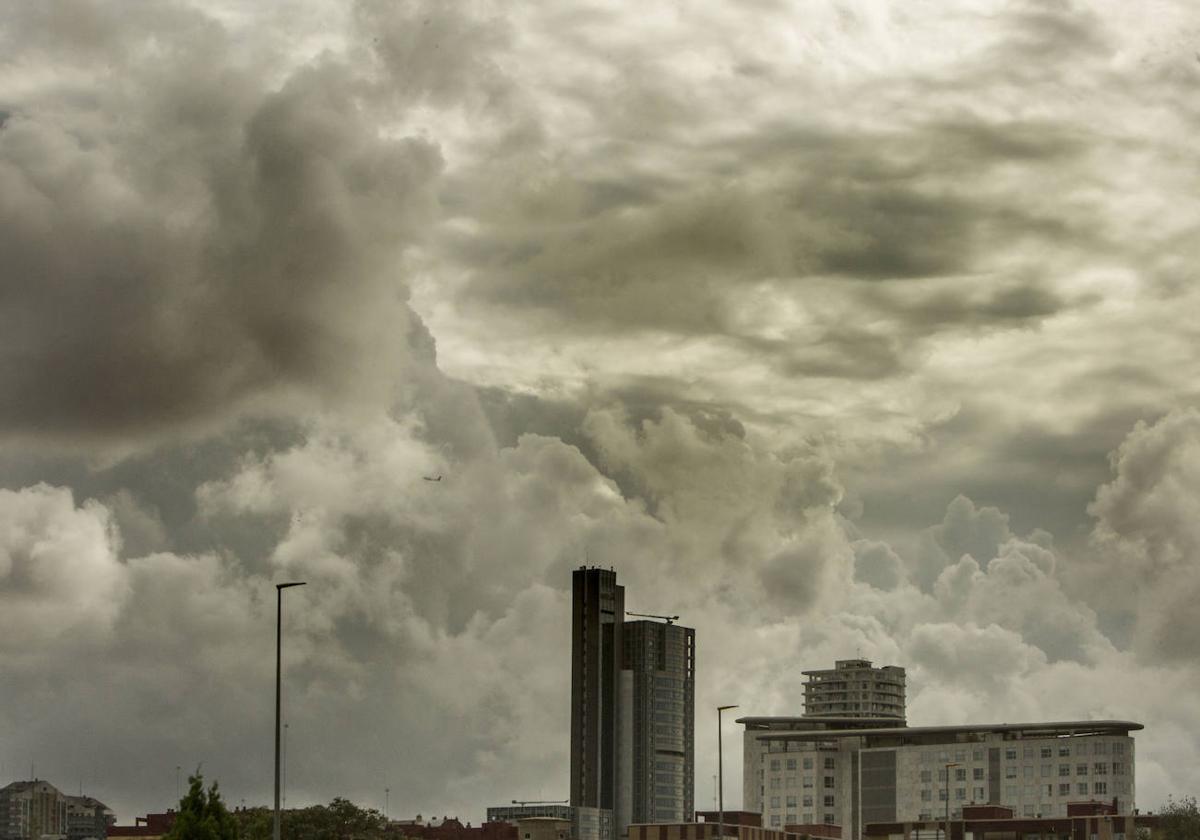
[571,567,626,815]
[487,807,573,824]
[620,620,695,826]
[0,781,108,840]
[741,720,1139,840]
[801,662,905,722]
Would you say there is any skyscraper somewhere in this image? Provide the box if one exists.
[571,567,625,813]
[801,659,906,722]
[619,620,695,827]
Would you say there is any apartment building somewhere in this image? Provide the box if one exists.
[801,662,905,722]
[741,719,1139,840]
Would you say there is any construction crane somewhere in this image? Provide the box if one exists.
[626,611,679,624]
[510,800,568,807]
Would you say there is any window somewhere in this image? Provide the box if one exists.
[1077,783,1088,795]
[921,790,931,802]
[1006,749,1018,760]
[939,790,948,801]
[956,751,966,762]
[803,796,813,808]
[787,759,797,771]
[824,796,835,808]
[787,796,797,807]
[1095,763,1108,776]
[974,768,985,780]
[770,816,781,827]
[1095,742,1109,755]
[771,778,781,789]
[786,814,796,824]
[1077,764,1088,776]
[973,750,984,762]
[1113,743,1126,756]
[1060,746,1071,756]
[1113,763,1125,775]
[824,776,835,789]
[1045,785,1054,797]
[1041,747,1053,758]
[1006,766,1018,780]
[974,787,986,800]
[955,788,966,801]
[921,771,932,783]
[920,814,933,822]
[1059,765,1071,777]
[1076,743,1090,756]
[1024,766,1035,779]
[825,757,836,770]
[803,814,813,825]
[770,797,781,808]
[1060,784,1070,796]
[1024,786,1035,798]
[956,769,967,781]
[1094,782,1108,795]
[803,776,813,788]
[804,757,814,770]
[771,760,781,771]
[1006,786,1018,800]
[1024,805,1036,817]
[1024,747,1035,758]
[786,776,796,787]
[1042,764,1052,778]
[824,814,835,825]
[938,769,948,782]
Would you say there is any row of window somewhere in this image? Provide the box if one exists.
[770,757,836,771]
[769,795,835,809]
[919,781,1122,802]
[767,776,836,789]
[768,814,836,827]
[920,742,1125,764]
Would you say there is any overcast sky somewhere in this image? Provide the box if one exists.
[3,0,1200,826]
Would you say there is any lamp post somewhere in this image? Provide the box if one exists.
[944,763,960,840]
[717,705,739,840]
[274,582,307,840]
[385,788,390,821]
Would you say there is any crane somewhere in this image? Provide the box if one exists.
[510,800,568,807]
[626,611,679,624]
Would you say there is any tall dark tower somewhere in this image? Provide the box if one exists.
[571,567,625,812]
[621,620,695,826]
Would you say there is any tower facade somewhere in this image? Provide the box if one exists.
[801,659,906,721]
[620,620,695,826]
[571,567,625,812]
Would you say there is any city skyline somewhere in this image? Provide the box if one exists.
[3,0,1200,832]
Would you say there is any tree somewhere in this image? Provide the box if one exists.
[165,772,239,840]
[1158,796,1200,840]
[237,798,387,840]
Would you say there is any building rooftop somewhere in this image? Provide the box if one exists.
[739,719,1142,741]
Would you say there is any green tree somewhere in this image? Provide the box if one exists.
[165,772,239,840]
[1159,796,1200,840]
[237,799,387,840]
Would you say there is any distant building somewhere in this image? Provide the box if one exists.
[571,567,625,817]
[1,781,112,840]
[389,817,514,840]
[801,661,905,723]
[741,718,1140,839]
[487,807,572,824]
[628,811,812,840]
[863,801,1159,840]
[515,818,570,840]
[107,811,176,840]
[620,620,695,828]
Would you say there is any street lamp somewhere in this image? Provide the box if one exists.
[717,705,739,840]
[274,582,307,840]
[943,763,960,840]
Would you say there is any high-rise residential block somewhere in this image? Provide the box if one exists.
[619,620,695,827]
[802,660,906,722]
[571,567,625,813]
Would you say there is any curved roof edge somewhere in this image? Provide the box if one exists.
[736,719,1144,738]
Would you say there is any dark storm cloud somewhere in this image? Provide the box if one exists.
[0,3,442,446]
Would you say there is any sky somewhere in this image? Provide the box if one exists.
[2,0,1200,826]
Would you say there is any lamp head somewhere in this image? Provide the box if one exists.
[276,581,307,590]
[717,704,739,711]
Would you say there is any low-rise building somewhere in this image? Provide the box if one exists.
[863,802,1159,840]
[741,719,1140,839]
[1,781,71,840]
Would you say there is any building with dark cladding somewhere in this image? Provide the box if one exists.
[571,567,626,815]
[621,620,695,826]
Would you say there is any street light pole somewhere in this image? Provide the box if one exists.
[944,763,960,840]
[717,705,739,840]
[274,582,307,840]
